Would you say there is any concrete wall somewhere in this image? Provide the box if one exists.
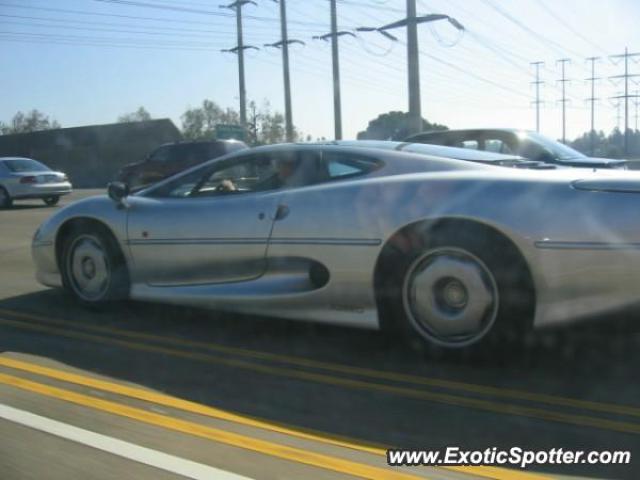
[0,119,182,188]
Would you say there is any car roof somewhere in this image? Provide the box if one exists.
[0,157,35,161]
[318,140,528,163]
[156,139,247,148]
[406,128,529,138]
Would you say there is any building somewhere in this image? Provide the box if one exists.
[0,119,182,187]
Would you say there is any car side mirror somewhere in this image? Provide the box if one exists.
[107,181,129,206]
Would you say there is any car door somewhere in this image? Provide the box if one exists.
[126,152,285,286]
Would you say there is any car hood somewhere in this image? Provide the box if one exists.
[559,157,627,168]
[120,161,145,172]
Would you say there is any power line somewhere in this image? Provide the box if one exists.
[479,0,586,60]
[534,0,608,55]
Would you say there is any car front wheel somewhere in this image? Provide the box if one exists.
[0,187,12,208]
[61,226,129,306]
[43,195,60,206]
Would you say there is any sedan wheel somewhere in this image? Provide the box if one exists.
[43,195,60,206]
[0,187,12,208]
[402,247,499,348]
[66,234,112,302]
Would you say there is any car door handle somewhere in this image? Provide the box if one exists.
[273,204,289,221]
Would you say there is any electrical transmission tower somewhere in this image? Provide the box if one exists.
[220,0,258,131]
[313,0,355,140]
[634,89,639,131]
[264,0,305,142]
[530,61,544,132]
[614,99,622,130]
[585,57,600,155]
[356,0,464,136]
[609,48,640,154]
[557,58,571,144]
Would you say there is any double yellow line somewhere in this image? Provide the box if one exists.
[0,356,550,480]
[0,307,638,435]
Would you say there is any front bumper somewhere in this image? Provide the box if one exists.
[32,240,62,288]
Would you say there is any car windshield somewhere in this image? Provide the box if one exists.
[519,132,587,160]
[3,158,51,172]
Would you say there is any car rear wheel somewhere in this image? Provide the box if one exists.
[0,187,12,208]
[43,195,60,206]
[385,227,533,358]
[61,226,129,306]
[402,247,499,349]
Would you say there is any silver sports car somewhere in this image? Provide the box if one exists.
[32,142,640,352]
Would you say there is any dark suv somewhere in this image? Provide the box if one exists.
[405,129,628,169]
[117,139,248,189]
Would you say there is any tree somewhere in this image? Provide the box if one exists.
[256,101,295,145]
[357,111,447,141]
[118,107,152,123]
[181,99,240,140]
[180,99,295,145]
[570,127,640,158]
[0,109,60,135]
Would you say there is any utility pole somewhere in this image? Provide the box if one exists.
[355,6,464,137]
[264,0,304,142]
[314,2,356,140]
[531,61,544,132]
[609,48,640,154]
[585,57,600,155]
[330,0,342,140]
[557,58,571,144]
[406,0,421,135]
[279,0,293,142]
[220,0,257,131]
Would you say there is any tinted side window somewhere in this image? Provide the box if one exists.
[322,153,381,181]
[148,154,285,198]
[149,146,171,163]
[169,144,208,163]
[485,139,514,154]
[457,140,479,150]
[195,155,276,196]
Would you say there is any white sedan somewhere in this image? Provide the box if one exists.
[0,157,72,208]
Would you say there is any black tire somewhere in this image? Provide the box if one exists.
[380,225,534,359]
[60,224,130,307]
[43,195,60,206]
[0,187,12,209]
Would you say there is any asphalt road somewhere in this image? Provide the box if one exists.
[1,190,639,479]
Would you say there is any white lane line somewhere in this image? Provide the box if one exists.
[0,403,251,480]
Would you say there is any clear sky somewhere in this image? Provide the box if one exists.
[1,0,639,141]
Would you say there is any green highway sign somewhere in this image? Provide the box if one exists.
[215,124,246,141]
